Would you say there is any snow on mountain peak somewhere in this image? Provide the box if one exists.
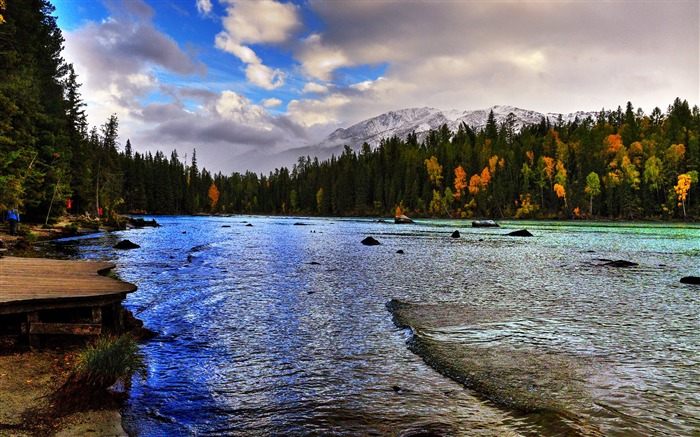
[316,105,596,152]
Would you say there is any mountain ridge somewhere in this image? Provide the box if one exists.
[262,105,598,172]
[317,105,597,151]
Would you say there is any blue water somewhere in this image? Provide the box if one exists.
[49,217,700,436]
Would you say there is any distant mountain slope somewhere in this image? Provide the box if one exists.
[317,105,595,150]
[268,105,596,172]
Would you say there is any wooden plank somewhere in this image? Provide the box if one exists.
[28,322,102,336]
[0,294,126,315]
[0,256,136,315]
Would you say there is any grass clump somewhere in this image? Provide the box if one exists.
[50,335,145,414]
[74,335,145,389]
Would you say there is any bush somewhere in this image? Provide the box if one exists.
[50,335,145,413]
[75,335,145,389]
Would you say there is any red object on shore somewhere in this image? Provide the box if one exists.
[98,207,103,216]
[66,199,72,210]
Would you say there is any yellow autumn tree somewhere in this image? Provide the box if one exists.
[0,0,5,24]
[675,173,692,218]
[208,182,220,212]
[454,165,467,199]
[425,156,443,187]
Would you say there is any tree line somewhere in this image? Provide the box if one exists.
[1,0,698,223]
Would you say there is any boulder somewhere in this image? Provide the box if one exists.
[395,214,414,224]
[245,224,253,227]
[114,239,140,249]
[680,276,700,284]
[506,229,533,237]
[396,249,405,254]
[600,259,638,268]
[361,236,381,246]
[472,220,500,228]
[451,230,461,238]
[129,217,160,228]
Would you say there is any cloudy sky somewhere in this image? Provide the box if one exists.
[54,0,699,174]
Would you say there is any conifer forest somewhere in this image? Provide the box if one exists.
[2,0,699,222]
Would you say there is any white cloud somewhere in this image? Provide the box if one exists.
[245,63,285,90]
[287,94,350,127]
[297,34,349,82]
[214,0,300,90]
[196,0,213,15]
[214,32,260,64]
[302,82,329,94]
[220,0,300,45]
[262,98,283,108]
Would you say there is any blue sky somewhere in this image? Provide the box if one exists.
[53,0,699,174]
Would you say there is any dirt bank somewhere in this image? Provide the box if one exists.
[0,349,127,436]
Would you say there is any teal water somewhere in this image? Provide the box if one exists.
[50,217,700,436]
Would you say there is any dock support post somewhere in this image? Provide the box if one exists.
[27,312,40,349]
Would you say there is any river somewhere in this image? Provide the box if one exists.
[49,217,700,436]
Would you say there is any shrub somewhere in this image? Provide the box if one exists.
[50,335,145,413]
[75,335,145,389]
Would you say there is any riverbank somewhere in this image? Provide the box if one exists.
[0,217,140,436]
[0,348,127,436]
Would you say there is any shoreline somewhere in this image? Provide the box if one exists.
[0,217,140,436]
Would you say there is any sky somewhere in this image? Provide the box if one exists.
[53,0,700,174]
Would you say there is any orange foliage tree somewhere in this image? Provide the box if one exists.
[454,165,467,199]
[208,182,220,212]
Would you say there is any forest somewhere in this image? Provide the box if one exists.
[2,0,699,224]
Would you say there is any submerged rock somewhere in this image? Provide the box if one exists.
[600,260,638,268]
[114,239,140,249]
[361,236,381,246]
[506,229,533,237]
[451,230,461,238]
[472,220,500,228]
[680,276,700,284]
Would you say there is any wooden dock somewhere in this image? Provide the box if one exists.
[0,256,137,347]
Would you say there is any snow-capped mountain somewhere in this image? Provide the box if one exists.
[263,105,596,173]
[316,105,595,150]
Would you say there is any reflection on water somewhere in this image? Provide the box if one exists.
[54,217,700,436]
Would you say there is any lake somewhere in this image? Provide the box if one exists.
[49,217,700,436]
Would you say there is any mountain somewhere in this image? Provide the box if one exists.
[316,105,596,151]
[266,105,596,172]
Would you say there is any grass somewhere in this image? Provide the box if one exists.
[49,334,145,415]
[74,334,145,389]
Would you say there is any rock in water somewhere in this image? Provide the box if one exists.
[361,236,381,246]
[396,249,405,254]
[507,229,533,237]
[601,260,638,268]
[114,239,140,249]
[451,230,461,238]
[472,220,500,228]
[680,276,700,284]
[395,214,414,224]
